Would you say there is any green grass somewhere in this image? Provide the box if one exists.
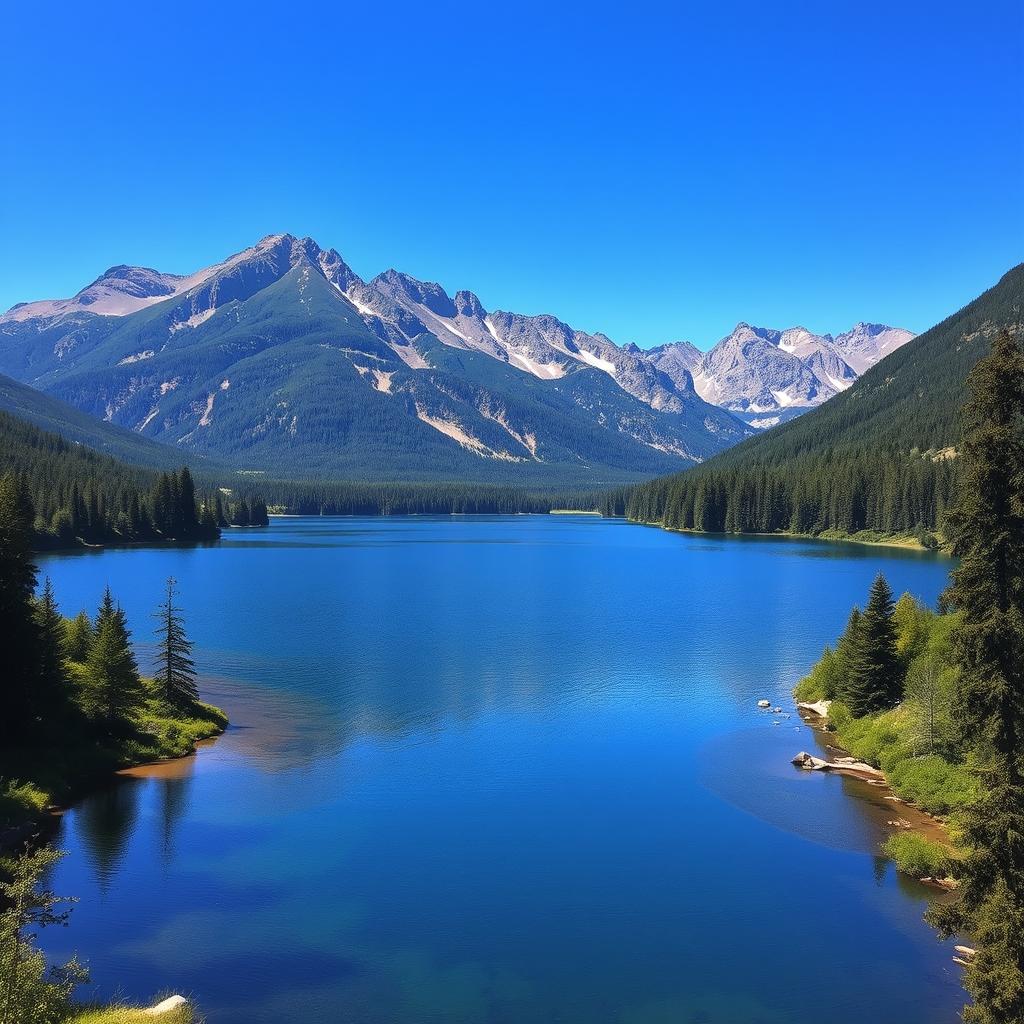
[0,678,226,832]
[71,1005,194,1024]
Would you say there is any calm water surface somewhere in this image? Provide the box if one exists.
[37,516,964,1023]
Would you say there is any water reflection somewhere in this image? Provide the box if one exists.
[36,518,962,1024]
[76,778,141,889]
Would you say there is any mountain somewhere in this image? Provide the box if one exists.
[0,233,910,485]
[0,371,225,470]
[620,262,1024,537]
[651,322,914,429]
[0,235,751,486]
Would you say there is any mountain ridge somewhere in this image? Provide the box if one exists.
[0,233,913,485]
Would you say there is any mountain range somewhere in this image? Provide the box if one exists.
[0,234,912,485]
[623,261,1024,537]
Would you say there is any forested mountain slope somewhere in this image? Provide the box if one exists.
[0,233,910,485]
[0,372,226,470]
[622,263,1024,536]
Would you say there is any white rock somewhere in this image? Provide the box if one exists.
[144,995,188,1016]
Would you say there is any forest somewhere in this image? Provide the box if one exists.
[622,264,1023,542]
[0,411,267,549]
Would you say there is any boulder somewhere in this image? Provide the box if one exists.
[144,996,188,1017]
[797,699,832,718]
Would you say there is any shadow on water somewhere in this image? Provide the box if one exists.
[73,776,142,890]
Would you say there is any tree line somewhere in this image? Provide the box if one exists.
[0,410,267,548]
[796,330,1024,1022]
[621,447,955,541]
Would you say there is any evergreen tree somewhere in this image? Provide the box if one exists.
[85,588,143,731]
[843,575,900,715]
[33,578,70,719]
[929,329,1024,1023]
[0,475,41,740]
[62,611,94,663]
[153,577,198,708]
[833,607,863,706]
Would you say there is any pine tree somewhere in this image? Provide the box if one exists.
[153,577,198,708]
[34,577,70,717]
[0,475,41,740]
[62,611,94,663]
[928,329,1024,1023]
[843,574,900,716]
[85,587,143,731]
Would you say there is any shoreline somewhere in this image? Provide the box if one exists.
[795,702,956,881]
[0,709,226,856]
[630,518,945,553]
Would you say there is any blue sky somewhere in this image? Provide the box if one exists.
[2,1,1021,349]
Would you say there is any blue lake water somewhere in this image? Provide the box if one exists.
[37,516,965,1023]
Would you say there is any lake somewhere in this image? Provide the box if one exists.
[37,516,964,1023]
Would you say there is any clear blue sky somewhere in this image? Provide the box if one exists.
[2,1,1021,349]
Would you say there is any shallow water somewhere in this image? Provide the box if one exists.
[37,516,964,1023]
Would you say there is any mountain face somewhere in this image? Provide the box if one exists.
[0,235,750,486]
[651,322,913,429]
[623,262,1024,536]
[0,233,911,484]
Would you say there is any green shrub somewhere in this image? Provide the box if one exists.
[884,755,980,816]
[0,780,50,827]
[883,832,951,878]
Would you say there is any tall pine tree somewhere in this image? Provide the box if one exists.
[843,573,901,716]
[153,576,198,708]
[0,475,41,740]
[34,577,71,724]
[85,587,143,731]
[928,329,1024,1023]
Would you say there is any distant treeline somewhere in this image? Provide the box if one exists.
[226,479,608,517]
[619,265,1024,542]
[0,410,267,548]
[621,449,956,540]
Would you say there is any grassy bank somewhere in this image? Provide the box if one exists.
[793,587,974,878]
[0,683,226,837]
[71,1005,194,1024]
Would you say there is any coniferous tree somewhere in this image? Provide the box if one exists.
[34,577,70,720]
[85,588,143,731]
[843,575,900,715]
[62,611,94,663]
[929,329,1024,1023]
[153,577,198,708]
[0,475,41,740]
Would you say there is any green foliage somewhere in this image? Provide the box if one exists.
[0,503,226,830]
[83,589,144,732]
[796,589,980,816]
[793,646,846,702]
[883,832,951,878]
[0,475,42,742]
[842,574,901,715]
[0,847,87,1024]
[624,265,1024,539]
[925,328,1024,1023]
